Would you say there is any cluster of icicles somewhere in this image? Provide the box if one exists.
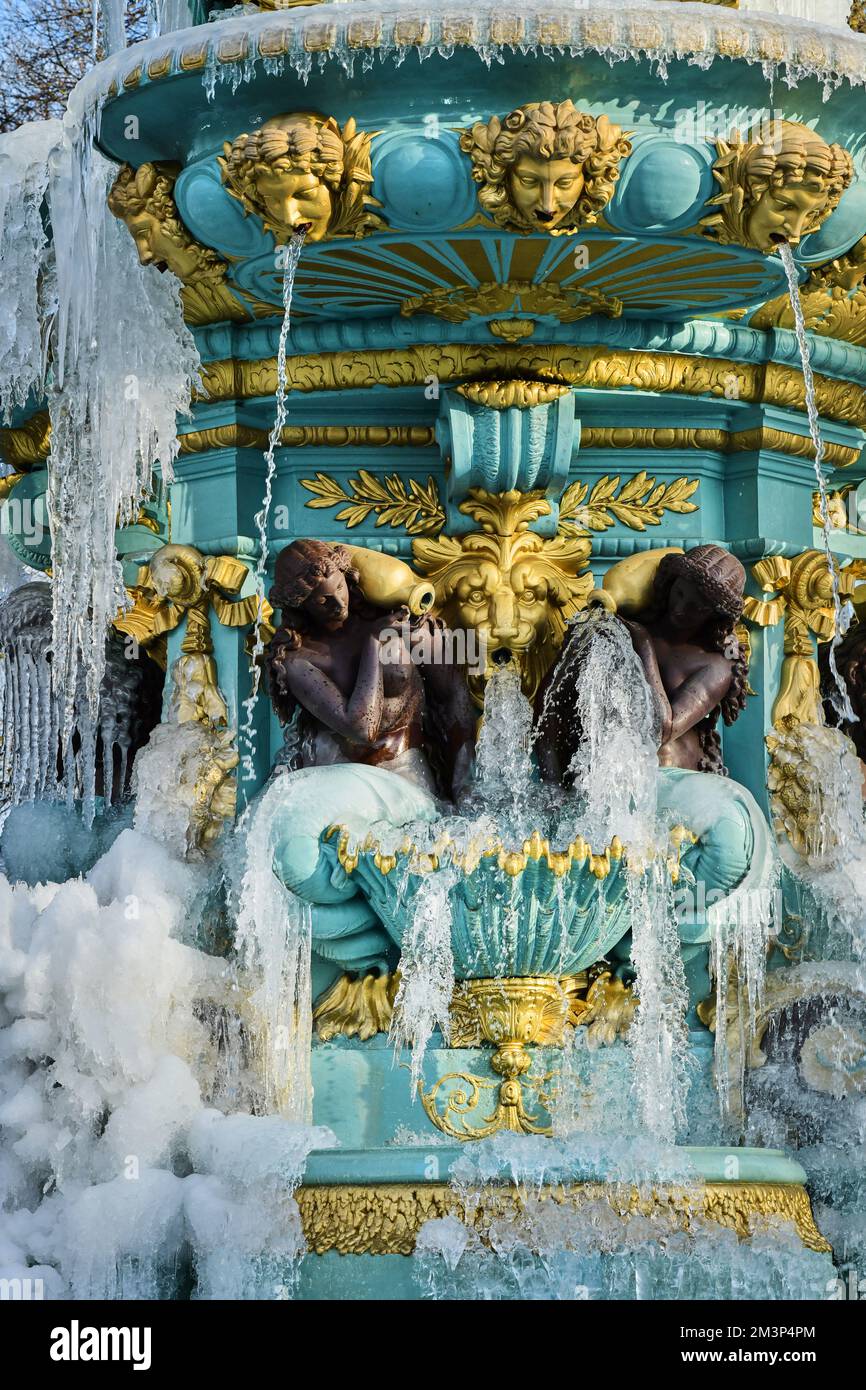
[0,116,200,816]
[76,0,866,107]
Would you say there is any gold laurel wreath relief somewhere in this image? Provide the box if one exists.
[558,473,699,537]
[301,470,445,535]
[300,469,700,539]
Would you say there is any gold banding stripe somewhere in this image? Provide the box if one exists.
[2,413,860,469]
[196,346,866,433]
[295,1181,830,1257]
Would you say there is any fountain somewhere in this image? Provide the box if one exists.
[1,0,866,1302]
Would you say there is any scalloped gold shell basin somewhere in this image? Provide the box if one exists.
[321,824,691,979]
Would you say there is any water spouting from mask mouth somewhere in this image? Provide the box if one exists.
[239,232,305,794]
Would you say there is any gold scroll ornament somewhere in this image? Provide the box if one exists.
[743,550,866,857]
[115,544,272,851]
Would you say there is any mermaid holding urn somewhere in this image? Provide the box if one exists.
[262,539,475,990]
[538,544,777,946]
[259,534,775,1007]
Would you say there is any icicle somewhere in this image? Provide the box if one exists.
[92,1,128,59]
[0,121,63,421]
[45,130,200,817]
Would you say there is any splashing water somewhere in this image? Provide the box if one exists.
[627,862,691,1143]
[389,865,457,1092]
[239,233,305,790]
[469,666,538,838]
[555,608,661,851]
[778,242,855,725]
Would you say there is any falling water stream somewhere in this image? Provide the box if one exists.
[239,233,305,789]
[778,242,856,724]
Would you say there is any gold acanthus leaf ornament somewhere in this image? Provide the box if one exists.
[220,112,385,243]
[107,163,253,325]
[700,121,854,253]
[400,280,622,325]
[295,1180,830,1256]
[459,101,632,235]
[559,472,699,536]
[300,470,445,534]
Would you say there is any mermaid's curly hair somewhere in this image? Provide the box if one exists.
[266,539,364,725]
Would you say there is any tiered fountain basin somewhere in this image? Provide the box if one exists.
[290,1143,833,1299]
[88,3,866,327]
[321,823,693,978]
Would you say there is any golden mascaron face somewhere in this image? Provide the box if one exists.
[252,162,334,242]
[127,210,200,281]
[453,559,554,666]
[746,179,831,251]
[507,154,586,229]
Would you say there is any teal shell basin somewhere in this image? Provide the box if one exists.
[319,828,685,979]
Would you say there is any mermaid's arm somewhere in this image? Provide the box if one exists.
[280,637,384,745]
[665,654,732,739]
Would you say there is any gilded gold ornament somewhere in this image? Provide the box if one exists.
[558,472,699,537]
[115,546,270,852]
[196,346,866,431]
[701,121,854,253]
[400,280,622,325]
[413,488,594,702]
[295,1180,830,1256]
[744,550,860,727]
[459,102,632,235]
[751,236,866,346]
[220,113,384,243]
[300,470,445,535]
[108,163,252,325]
[313,970,400,1041]
[0,411,51,470]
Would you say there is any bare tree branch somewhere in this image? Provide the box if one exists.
[0,1,149,133]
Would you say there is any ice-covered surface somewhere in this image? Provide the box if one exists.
[0,116,200,818]
[93,1,129,58]
[0,121,62,424]
[63,0,866,113]
[0,821,332,1298]
[234,779,314,1122]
